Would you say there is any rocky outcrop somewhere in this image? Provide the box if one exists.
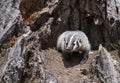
[90,45,120,83]
[0,0,120,83]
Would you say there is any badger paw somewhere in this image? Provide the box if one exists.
[80,51,89,64]
[80,57,88,64]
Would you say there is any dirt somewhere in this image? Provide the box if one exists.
[44,48,98,83]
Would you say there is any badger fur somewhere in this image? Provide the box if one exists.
[57,30,91,64]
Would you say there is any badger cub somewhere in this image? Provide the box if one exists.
[57,31,91,64]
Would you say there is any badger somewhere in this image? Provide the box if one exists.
[57,30,91,64]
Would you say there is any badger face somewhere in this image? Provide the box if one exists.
[64,34,82,52]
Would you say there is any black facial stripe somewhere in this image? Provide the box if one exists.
[72,43,75,46]
[76,41,79,46]
[80,39,81,42]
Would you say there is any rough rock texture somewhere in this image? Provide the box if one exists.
[0,0,21,32]
[0,0,22,44]
[90,45,120,83]
[107,0,120,20]
[0,0,120,83]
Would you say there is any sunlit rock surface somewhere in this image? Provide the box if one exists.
[107,0,120,20]
[0,0,22,33]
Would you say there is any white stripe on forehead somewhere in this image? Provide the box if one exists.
[67,34,75,48]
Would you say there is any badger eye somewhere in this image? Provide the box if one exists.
[66,42,68,45]
[72,42,75,45]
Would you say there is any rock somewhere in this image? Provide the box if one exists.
[90,44,120,83]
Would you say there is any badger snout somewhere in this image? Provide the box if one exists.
[65,47,71,51]
[65,47,72,52]
[65,47,78,52]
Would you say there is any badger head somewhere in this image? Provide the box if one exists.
[64,34,82,52]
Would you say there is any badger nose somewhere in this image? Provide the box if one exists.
[65,47,70,51]
[66,48,69,50]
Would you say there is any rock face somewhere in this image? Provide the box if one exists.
[0,0,21,32]
[0,30,27,82]
[90,45,120,83]
[0,0,22,44]
[0,0,120,83]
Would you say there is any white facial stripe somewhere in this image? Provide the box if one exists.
[67,34,75,49]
